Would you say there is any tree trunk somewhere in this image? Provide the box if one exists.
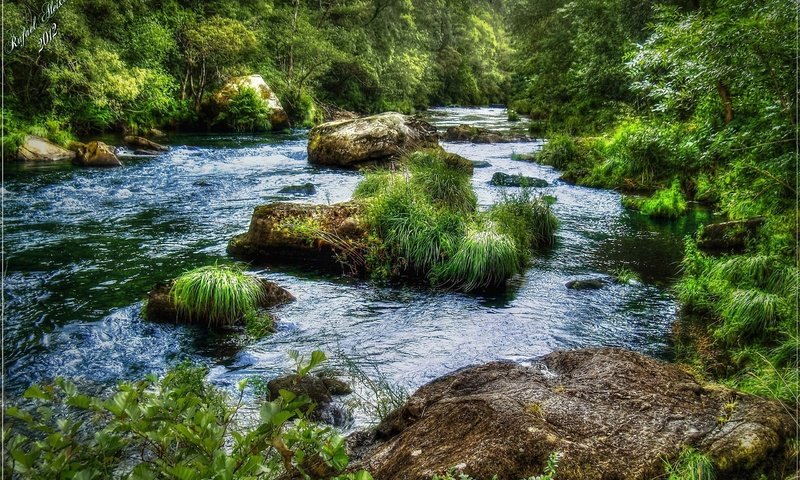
[716,80,733,124]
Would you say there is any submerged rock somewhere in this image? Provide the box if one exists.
[278,183,316,195]
[267,373,353,426]
[144,278,295,324]
[15,135,75,162]
[470,160,492,168]
[349,348,793,480]
[228,202,367,272]
[73,141,122,167]
[565,277,607,290]
[442,124,529,144]
[213,74,290,131]
[307,112,438,167]
[697,217,764,252]
[490,172,548,188]
[124,136,168,152]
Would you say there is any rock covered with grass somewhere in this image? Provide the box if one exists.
[307,112,438,167]
[489,172,548,188]
[230,149,557,292]
[349,348,794,479]
[145,264,294,332]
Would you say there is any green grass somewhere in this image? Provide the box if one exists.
[432,221,520,292]
[612,268,639,284]
[664,448,715,480]
[356,149,557,292]
[170,264,264,328]
[407,149,476,213]
[489,190,557,264]
[536,133,581,169]
[634,180,687,218]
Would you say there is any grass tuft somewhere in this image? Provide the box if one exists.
[433,221,520,292]
[170,264,264,328]
[664,448,715,480]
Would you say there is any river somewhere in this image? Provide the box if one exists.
[4,107,708,427]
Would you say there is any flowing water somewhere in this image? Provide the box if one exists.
[4,107,710,426]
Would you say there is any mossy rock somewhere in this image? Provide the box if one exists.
[144,277,294,325]
[228,202,367,272]
[490,172,548,188]
[442,124,530,143]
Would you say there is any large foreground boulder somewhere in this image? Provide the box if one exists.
[15,135,75,162]
[213,74,290,131]
[145,278,294,324]
[73,141,122,167]
[307,112,438,167]
[349,348,793,480]
[228,202,367,272]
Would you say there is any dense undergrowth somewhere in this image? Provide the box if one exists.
[511,0,797,411]
[352,149,557,291]
[4,351,371,479]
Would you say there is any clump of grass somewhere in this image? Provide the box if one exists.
[170,264,264,328]
[612,267,639,284]
[537,133,581,169]
[507,109,520,122]
[407,150,476,213]
[638,180,687,218]
[433,221,520,292]
[489,190,557,263]
[663,448,715,480]
[356,148,557,292]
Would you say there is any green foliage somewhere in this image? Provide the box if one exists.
[535,134,582,170]
[489,190,558,260]
[636,180,688,219]
[217,87,272,132]
[407,150,477,213]
[675,243,799,404]
[357,149,555,291]
[433,221,520,292]
[4,353,371,479]
[663,448,715,480]
[170,264,264,328]
[612,268,639,284]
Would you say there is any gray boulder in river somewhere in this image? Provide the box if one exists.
[348,348,793,479]
[307,112,438,167]
[15,135,75,162]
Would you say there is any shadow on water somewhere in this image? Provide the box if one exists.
[4,108,711,423]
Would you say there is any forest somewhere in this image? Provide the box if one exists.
[2,0,798,478]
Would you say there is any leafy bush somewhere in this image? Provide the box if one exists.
[170,264,264,327]
[4,353,372,479]
[217,87,272,132]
